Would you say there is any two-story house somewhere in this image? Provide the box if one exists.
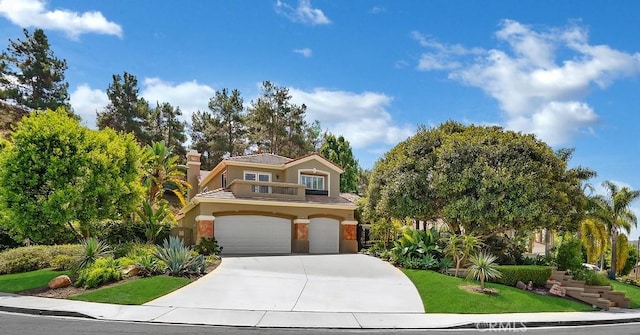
[175,150,359,254]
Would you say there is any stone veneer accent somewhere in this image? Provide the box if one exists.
[195,215,215,243]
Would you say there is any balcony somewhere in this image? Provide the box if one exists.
[228,179,307,201]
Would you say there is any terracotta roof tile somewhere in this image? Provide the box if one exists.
[196,189,356,205]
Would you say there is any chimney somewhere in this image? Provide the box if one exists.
[186,150,201,201]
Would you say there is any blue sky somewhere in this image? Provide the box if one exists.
[1,1,640,238]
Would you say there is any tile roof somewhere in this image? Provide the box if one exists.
[224,153,293,165]
[196,189,357,205]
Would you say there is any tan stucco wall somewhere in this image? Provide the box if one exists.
[284,160,340,197]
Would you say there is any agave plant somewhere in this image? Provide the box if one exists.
[155,236,205,276]
[78,237,112,269]
[466,251,501,290]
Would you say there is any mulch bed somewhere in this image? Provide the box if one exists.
[460,284,500,296]
[20,258,222,300]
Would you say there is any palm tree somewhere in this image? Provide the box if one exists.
[466,251,502,290]
[142,141,191,206]
[444,233,483,277]
[590,181,640,279]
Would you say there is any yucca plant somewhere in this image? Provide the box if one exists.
[155,236,205,276]
[78,237,112,269]
[466,251,501,290]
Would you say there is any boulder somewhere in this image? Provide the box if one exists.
[549,284,566,297]
[516,281,527,290]
[122,265,140,277]
[48,275,72,289]
[527,281,533,291]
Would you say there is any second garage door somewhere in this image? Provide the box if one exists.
[215,215,291,255]
[309,218,339,254]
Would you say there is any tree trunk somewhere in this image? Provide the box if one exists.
[610,231,618,279]
[544,229,551,256]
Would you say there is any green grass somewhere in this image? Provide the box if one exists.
[0,269,69,293]
[610,280,640,309]
[403,269,595,313]
[69,276,192,305]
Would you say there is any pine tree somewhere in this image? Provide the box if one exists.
[146,102,187,160]
[0,28,71,113]
[97,72,149,144]
[208,88,246,157]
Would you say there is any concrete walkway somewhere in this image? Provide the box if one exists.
[146,254,424,313]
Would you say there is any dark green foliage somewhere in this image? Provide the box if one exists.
[320,134,359,193]
[492,265,552,287]
[50,254,80,271]
[75,257,122,289]
[0,244,81,274]
[97,72,148,143]
[573,269,611,286]
[145,102,187,160]
[195,237,223,256]
[485,233,529,265]
[0,228,19,251]
[0,29,70,112]
[520,255,555,266]
[556,237,584,272]
[96,220,170,247]
[155,236,205,276]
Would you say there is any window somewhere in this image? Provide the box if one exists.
[245,171,271,193]
[301,175,325,190]
[221,171,227,188]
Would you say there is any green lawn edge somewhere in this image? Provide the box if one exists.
[402,269,595,314]
[610,280,640,309]
[0,269,69,293]
[69,276,192,305]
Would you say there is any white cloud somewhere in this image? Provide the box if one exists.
[293,48,313,57]
[275,0,331,25]
[0,0,122,39]
[141,78,215,123]
[288,87,414,149]
[69,84,109,128]
[370,6,386,14]
[415,20,640,146]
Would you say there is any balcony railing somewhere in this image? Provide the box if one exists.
[228,179,307,201]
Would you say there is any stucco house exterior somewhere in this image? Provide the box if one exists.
[174,150,359,255]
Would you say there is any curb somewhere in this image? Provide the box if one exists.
[0,305,94,319]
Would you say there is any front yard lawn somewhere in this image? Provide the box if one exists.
[403,269,595,313]
[0,269,69,293]
[69,276,191,305]
[610,281,640,309]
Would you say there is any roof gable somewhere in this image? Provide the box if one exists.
[284,153,344,173]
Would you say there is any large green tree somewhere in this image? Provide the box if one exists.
[97,72,149,143]
[246,81,313,157]
[589,181,640,278]
[363,121,590,239]
[146,102,187,160]
[0,109,144,243]
[207,88,247,157]
[319,133,359,193]
[0,28,70,113]
[189,110,218,170]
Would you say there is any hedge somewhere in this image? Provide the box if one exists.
[492,265,552,287]
[0,244,82,274]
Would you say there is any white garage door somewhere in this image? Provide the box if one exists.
[309,218,339,254]
[215,215,291,254]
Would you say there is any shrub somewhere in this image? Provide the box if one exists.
[155,236,205,276]
[466,251,502,290]
[0,244,82,274]
[390,228,442,265]
[620,276,640,287]
[78,238,112,269]
[51,254,80,271]
[195,237,223,256]
[493,265,552,287]
[573,269,611,286]
[556,237,583,272]
[136,254,162,277]
[116,257,137,269]
[75,257,122,289]
[401,254,439,270]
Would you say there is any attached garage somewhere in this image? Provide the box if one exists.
[215,215,292,255]
[309,218,340,254]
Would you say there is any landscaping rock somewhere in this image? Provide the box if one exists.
[516,281,527,290]
[549,284,566,297]
[48,275,72,289]
[527,281,533,291]
[122,265,140,277]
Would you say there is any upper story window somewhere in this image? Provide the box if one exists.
[245,171,271,193]
[300,174,325,190]
[221,171,227,188]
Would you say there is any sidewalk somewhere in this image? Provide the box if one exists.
[2,293,640,329]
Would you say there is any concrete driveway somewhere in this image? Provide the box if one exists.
[145,254,424,313]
